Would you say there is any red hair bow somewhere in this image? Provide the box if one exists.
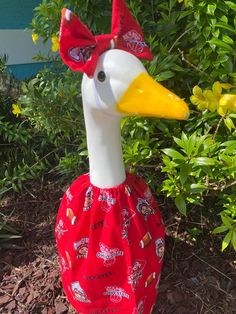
[59,0,153,77]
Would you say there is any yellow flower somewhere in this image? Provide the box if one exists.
[191,81,236,117]
[203,82,222,112]
[218,94,236,116]
[190,81,225,113]
[32,33,39,44]
[51,36,59,52]
[190,85,208,110]
[12,104,21,117]
[203,89,220,112]
[212,81,222,96]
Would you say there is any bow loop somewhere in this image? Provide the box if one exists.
[59,8,99,77]
[112,0,153,60]
[59,1,153,77]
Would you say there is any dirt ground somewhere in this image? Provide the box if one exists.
[0,178,236,314]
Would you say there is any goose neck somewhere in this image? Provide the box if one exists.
[83,106,126,189]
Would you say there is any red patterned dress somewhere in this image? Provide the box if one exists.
[55,173,165,314]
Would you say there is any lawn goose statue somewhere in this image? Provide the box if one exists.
[55,1,189,313]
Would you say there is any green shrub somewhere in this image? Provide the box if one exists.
[2,0,236,251]
[0,60,67,196]
[161,80,236,251]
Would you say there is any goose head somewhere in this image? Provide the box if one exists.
[59,3,190,188]
[82,49,189,120]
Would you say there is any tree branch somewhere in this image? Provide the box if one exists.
[212,114,227,142]
[206,179,236,191]
[178,49,208,76]
[169,27,194,53]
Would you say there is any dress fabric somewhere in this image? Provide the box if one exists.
[55,172,165,314]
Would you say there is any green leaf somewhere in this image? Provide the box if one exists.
[186,133,197,156]
[173,136,183,147]
[220,154,232,166]
[220,15,228,24]
[209,38,234,52]
[175,195,187,216]
[221,215,232,228]
[222,230,232,251]
[12,183,19,192]
[190,183,207,193]
[203,26,211,39]
[223,142,236,154]
[207,4,216,15]
[225,1,236,11]
[162,149,185,160]
[224,117,235,131]
[232,231,236,251]
[212,225,229,234]
[179,164,191,185]
[156,71,175,81]
[133,141,139,153]
[222,35,234,45]
[192,157,216,166]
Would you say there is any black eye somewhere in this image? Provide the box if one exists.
[97,71,106,82]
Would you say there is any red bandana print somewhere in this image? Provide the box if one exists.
[59,0,153,77]
[55,173,165,313]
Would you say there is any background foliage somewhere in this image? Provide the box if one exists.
[1,0,236,251]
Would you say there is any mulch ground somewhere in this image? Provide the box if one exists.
[0,177,236,314]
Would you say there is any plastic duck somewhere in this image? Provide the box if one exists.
[55,1,189,313]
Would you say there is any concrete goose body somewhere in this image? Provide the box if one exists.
[55,3,189,313]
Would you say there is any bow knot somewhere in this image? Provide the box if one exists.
[95,34,114,55]
[59,0,153,77]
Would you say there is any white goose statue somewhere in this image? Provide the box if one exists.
[55,1,189,314]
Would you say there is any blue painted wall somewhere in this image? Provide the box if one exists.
[0,0,48,80]
[0,0,41,29]
[8,63,50,80]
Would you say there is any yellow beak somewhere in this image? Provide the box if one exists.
[117,72,189,120]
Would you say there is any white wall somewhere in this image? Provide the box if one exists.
[0,29,53,65]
